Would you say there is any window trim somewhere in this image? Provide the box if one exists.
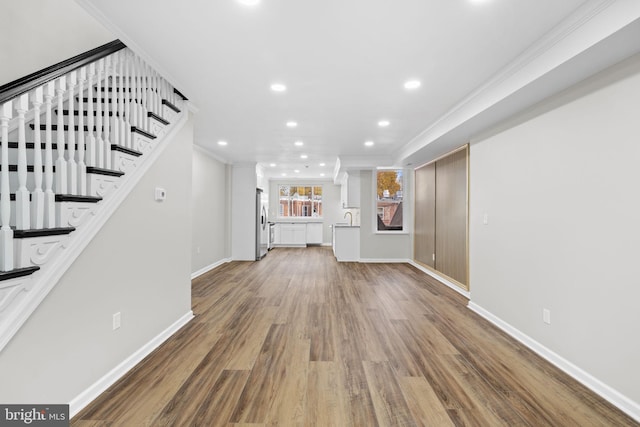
[373,168,408,235]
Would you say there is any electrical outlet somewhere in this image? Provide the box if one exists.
[543,308,551,325]
[113,312,121,330]
[483,212,489,225]
[196,246,201,254]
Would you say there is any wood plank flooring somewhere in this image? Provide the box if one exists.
[72,247,638,426]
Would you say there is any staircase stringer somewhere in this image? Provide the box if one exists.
[0,108,188,352]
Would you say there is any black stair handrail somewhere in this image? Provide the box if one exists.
[0,40,126,105]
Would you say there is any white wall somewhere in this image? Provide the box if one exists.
[469,54,640,409]
[231,164,257,260]
[0,0,114,85]
[0,116,194,405]
[359,170,412,261]
[269,179,342,244]
[191,146,230,274]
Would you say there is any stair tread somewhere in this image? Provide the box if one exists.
[56,109,117,117]
[1,142,86,150]
[29,124,158,139]
[111,144,143,157]
[13,227,75,239]
[162,99,181,113]
[148,111,169,125]
[131,126,156,140]
[55,194,102,203]
[0,265,40,282]
[86,166,124,177]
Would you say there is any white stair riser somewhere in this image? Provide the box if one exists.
[13,234,71,269]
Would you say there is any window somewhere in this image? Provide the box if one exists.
[278,185,323,218]
[376,169,403,231]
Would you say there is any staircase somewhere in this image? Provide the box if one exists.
[0,41,187,351]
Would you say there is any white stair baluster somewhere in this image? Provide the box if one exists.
[141,61,149,131]
[108,53,118,169]
[130,53,138,130]
[117,50,126,150]
[55,76,68,194]
[31,87,44,229]
[43,82,55,228]
[77,67,87,195]
[95,59,104,169]
[151,69,160,118]
[67,71,77,195]
[15,93,30,229]
[86,63,96,167]
[123,51,131,149]
[0,101,13,271]
[103,56,112,170]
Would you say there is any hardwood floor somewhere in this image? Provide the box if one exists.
[72,247,637,426]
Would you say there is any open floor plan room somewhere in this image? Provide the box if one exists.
[71,247,636,426]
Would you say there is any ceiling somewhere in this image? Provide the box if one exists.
[79,0,638,179]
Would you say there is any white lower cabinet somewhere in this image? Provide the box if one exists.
[276,223,307,246]
[273,222,323,246]
[306,223,323,244]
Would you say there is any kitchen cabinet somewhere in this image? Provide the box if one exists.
[306,223,323,244]
[340,172,360,208]
[274,223,307,246]
[333,225,360,261]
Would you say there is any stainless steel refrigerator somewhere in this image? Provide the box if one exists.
[256,188,268,260]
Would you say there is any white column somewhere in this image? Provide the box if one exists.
[67,71,78,194]
[43,82,55,228]
[0,101,14,271]
[31,87,45,229]
[15,93,30,230]
[77,67,87,195]
[55,76,68,194]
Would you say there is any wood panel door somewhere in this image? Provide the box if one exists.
[414,163,436,268]
[435,147,468,288]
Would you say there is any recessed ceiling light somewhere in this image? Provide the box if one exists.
[294,141,304,146]
[271,83,287,92]
[364,141,374,147]
[269,163,276,167]
[404,80,421,90]
[294,169,300,173]
[281,173,287,176]
[300,154,308,159]
[320,173,325,177]
[286,121,298,128]
[319,162,326,167]
[217,140,228,146]
[378,120,390,127]
[237,0,261,5]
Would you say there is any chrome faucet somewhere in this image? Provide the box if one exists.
[344,211,353,226]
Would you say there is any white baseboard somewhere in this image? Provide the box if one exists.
[407,260,471,299]
[191,258,231,280]
[468,302,640,423]
[359,258,411,263]
[69,311,194,418]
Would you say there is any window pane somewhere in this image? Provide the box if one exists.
[277,184,323,218]
[376,170,403,231]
